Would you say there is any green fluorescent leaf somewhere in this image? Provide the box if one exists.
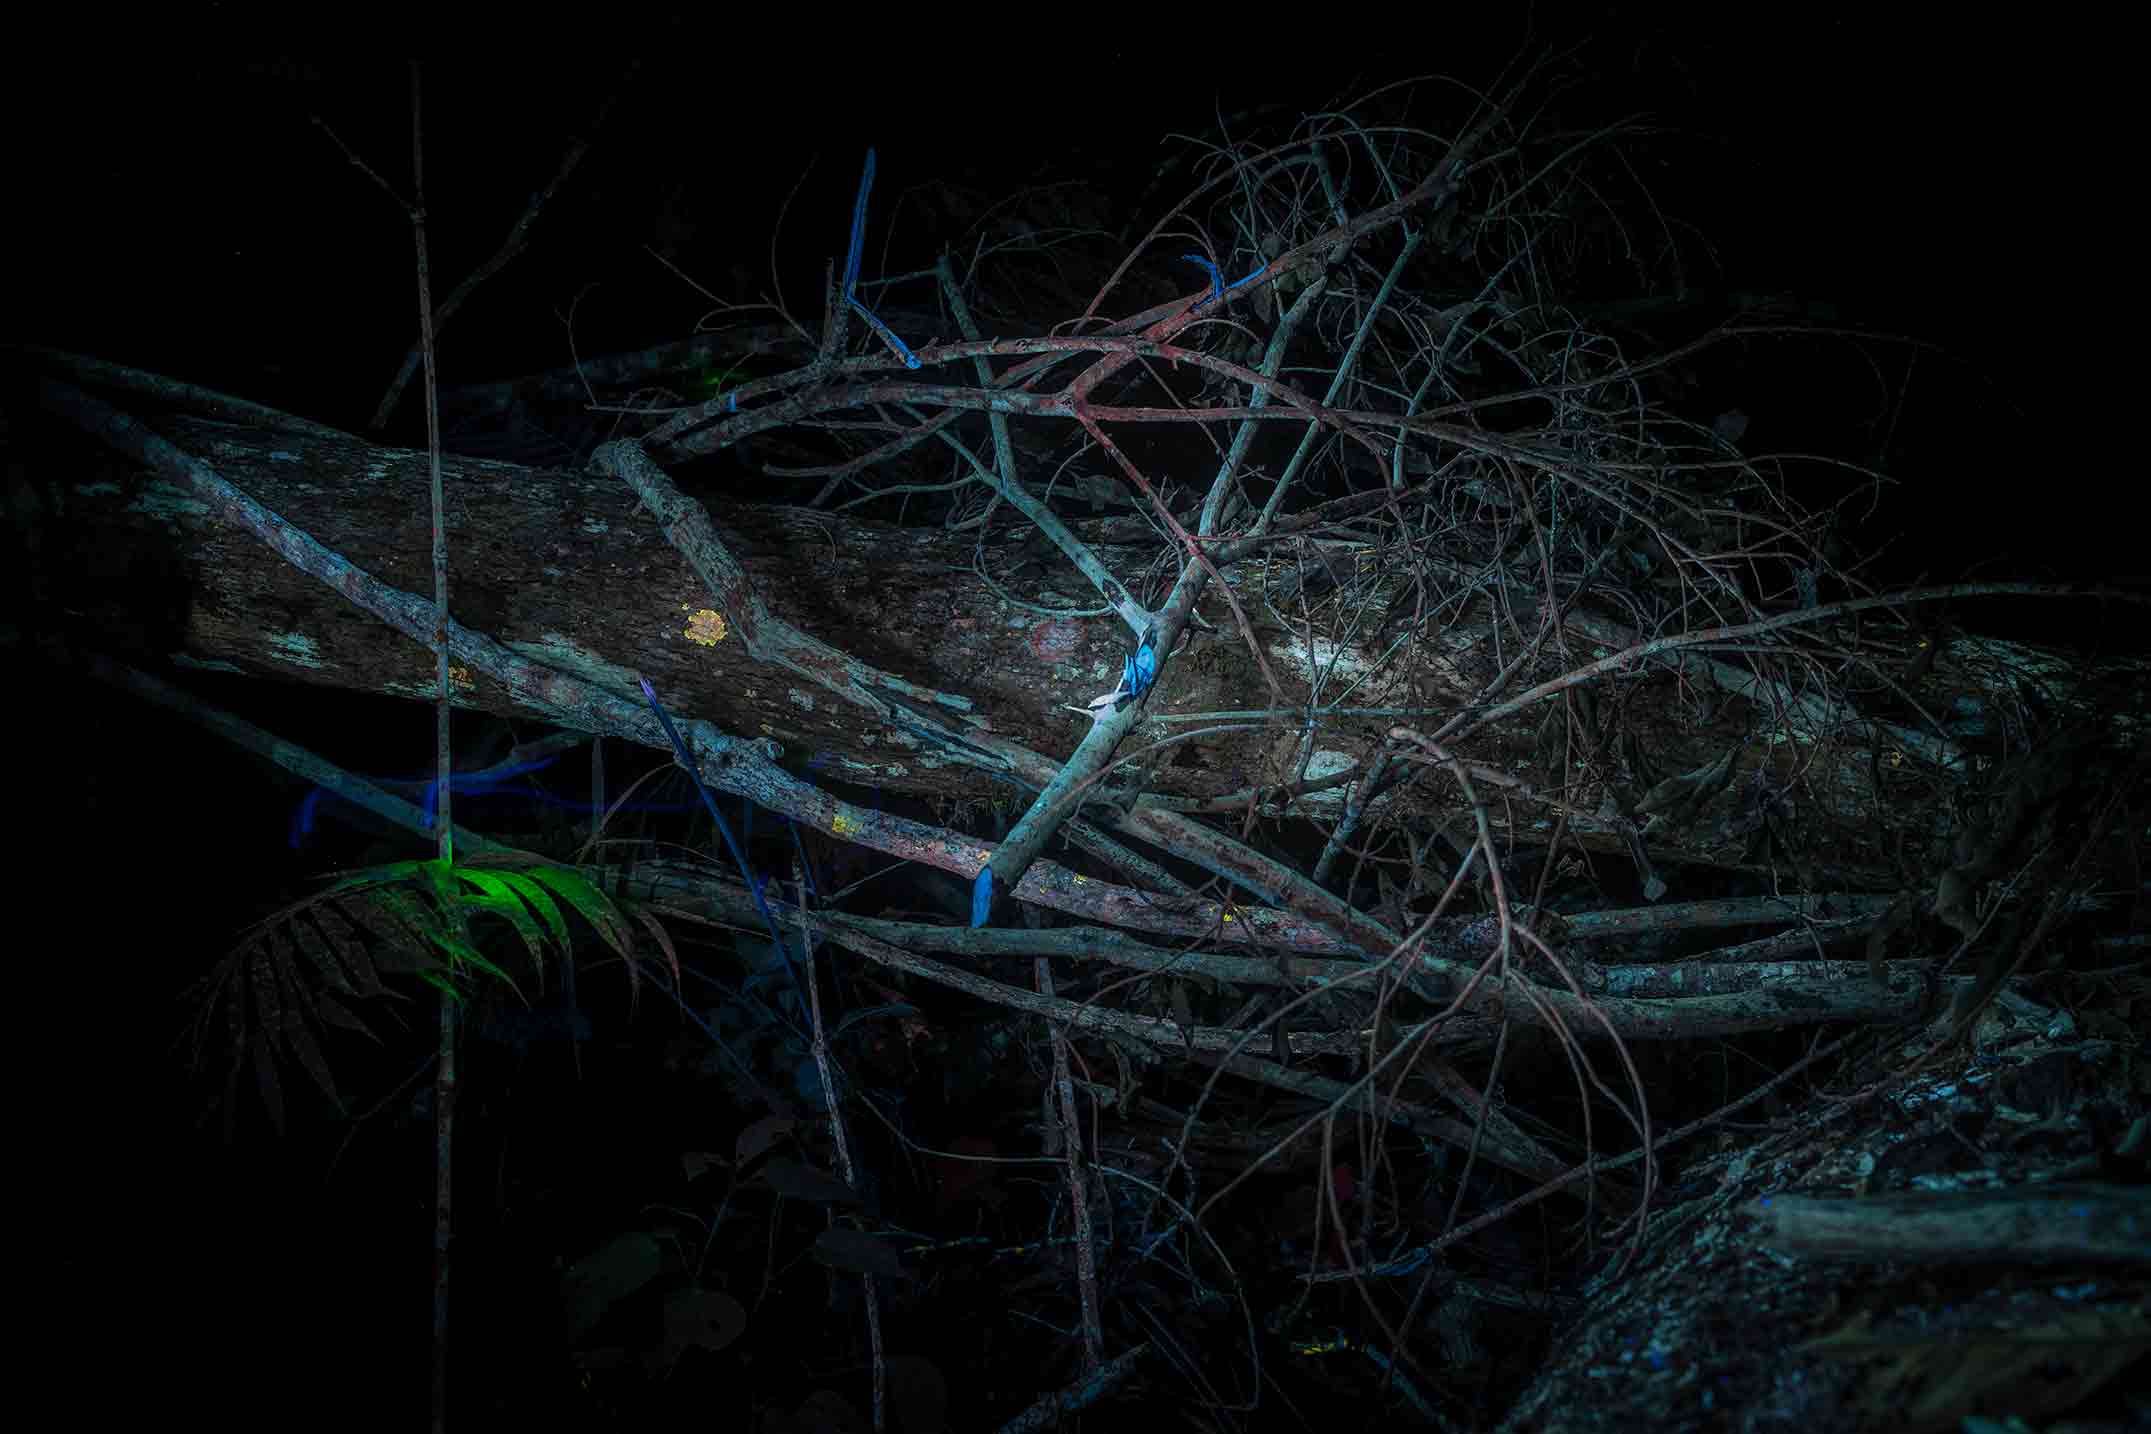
[449,869,550,980]
[487,869,569,950]
[417,969,464,1000]
[526,864,635,959]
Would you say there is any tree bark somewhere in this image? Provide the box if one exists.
[48,408,2146,909]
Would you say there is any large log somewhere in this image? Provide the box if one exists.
[44,404,2145,911]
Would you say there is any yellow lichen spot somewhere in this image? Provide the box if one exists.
[1221,911,1234,922]
[683,608,728,646]
[1072,875,1086,884]
[447,665,474,691]
[832,812,859,836]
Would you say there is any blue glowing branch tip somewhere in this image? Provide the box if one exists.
[1122,626,1159,702]
[1182,254,1223,305]
[844,148,876,298]
[635,672,814,1020]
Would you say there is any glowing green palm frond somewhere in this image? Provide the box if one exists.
[189,852,643,1136]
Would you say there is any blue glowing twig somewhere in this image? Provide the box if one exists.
[419,755,559,829]
[286,755,703,849]
[840,148,922,370]
[844,148,876,298]
[848,295,921,368]
[1122,626,1159,704]
[636,676,809,1014]
[1182,254,1223,305]
[1182,253,1269,309]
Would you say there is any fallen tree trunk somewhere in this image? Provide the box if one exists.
[41,393,2146,914]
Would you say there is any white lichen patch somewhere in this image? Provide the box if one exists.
[1294,634,1377,684]
[508,633,641,695]
[264,630,326,669]
[1305,748,1355,780]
